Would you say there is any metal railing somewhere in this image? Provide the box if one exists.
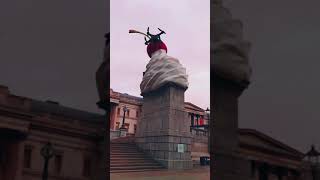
[190,126,209,136]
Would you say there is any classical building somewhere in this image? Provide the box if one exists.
[109,89,317,179]
[0,82,316,179]
[0,85,105,180]
[109,88,209,135]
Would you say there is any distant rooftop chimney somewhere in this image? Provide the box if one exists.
[46,100,59,105]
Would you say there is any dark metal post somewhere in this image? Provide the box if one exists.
[121,106,128,129]
[205,108,210,129]
[196,114,199,127]
[189,113,194,132]
[41,142,54,180]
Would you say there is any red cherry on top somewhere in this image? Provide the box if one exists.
[147,41,167,58]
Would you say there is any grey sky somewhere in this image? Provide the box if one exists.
[110,0,210,110]
[225,0,320,152]
[0,0,107,113]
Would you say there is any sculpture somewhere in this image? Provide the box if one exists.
[129,28,189,95]
[212,1,252,86]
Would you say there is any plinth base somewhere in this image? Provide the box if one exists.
[135,135,193,169]
[136,84,193,170]
[119,127,127,137]
[213,151,253,180]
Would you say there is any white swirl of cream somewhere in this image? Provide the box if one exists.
[140,49,189,94]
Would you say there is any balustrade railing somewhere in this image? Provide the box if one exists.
[190,126,209,136]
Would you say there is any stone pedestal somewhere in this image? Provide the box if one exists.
[119,127,127,137]
[212,75,253,180]
[135,84,192,169]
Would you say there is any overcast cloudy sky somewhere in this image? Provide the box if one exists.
[225,0,320,152]
[110,0,210,110]
[0,0,107,113]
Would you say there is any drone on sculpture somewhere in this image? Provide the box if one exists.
[129,27,166,45]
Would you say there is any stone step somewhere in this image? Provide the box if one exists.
[110,165,164,171]
[111,154,146,158]
[110,150,141,153]
[110,147,137,149]
[110,144,136,146]
[110,152,141,155]
[110,157,153,160]
[110,147,140,150]
[110,149,139,151]
[111,160,156,165]
[110,162,161,167]
[110,142,164,172]
[110,143,136,147]
[110,146,138,148]
[110,168,166,173]
[111,152,144,155]
[110,158,155,162]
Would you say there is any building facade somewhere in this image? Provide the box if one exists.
[0,84,316,180]
[109,88,209,135]
[0,85,105,180]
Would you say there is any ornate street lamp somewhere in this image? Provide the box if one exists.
[305,145,320,180]
[119,106,129,137]
[41,142,54,180]
[120,106,129,129]
[205,107,210,129]
[205,108,210,152]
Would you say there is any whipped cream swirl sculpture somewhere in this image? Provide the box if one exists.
[129,28,189,95]
[212,0,252,85]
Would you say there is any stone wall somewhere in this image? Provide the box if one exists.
[135,85,193,169]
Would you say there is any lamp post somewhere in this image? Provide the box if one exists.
[119,106,129,137]
[305,145,320,180]
[121,106,128,128]
[205,107,210,130]
[205,107,210,152]
[195,114,199,128]
[189,113,194,132]
[41,142,54,180]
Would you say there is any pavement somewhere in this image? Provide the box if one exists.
[110,166,210,180]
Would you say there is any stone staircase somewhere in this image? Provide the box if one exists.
[110,137,165,173]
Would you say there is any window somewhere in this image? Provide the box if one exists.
[136,111,139,118]
[125,123,130,129]
[24,146,32,168]
[83,157,91,177]
[117,108,120,115]
[115,122,120,129]
[134,124,137,134]
[54,154,63,174]
[127,109,130,117]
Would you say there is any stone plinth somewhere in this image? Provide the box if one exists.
[135,84,192,169]
[119,127,127,137]
[212,75,253,180]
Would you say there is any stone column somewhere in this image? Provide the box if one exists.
[109,103,117,130]
[212,0,253,179]
[135,84,192,169]
[95,33,110,180]
[212,76,253,180]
